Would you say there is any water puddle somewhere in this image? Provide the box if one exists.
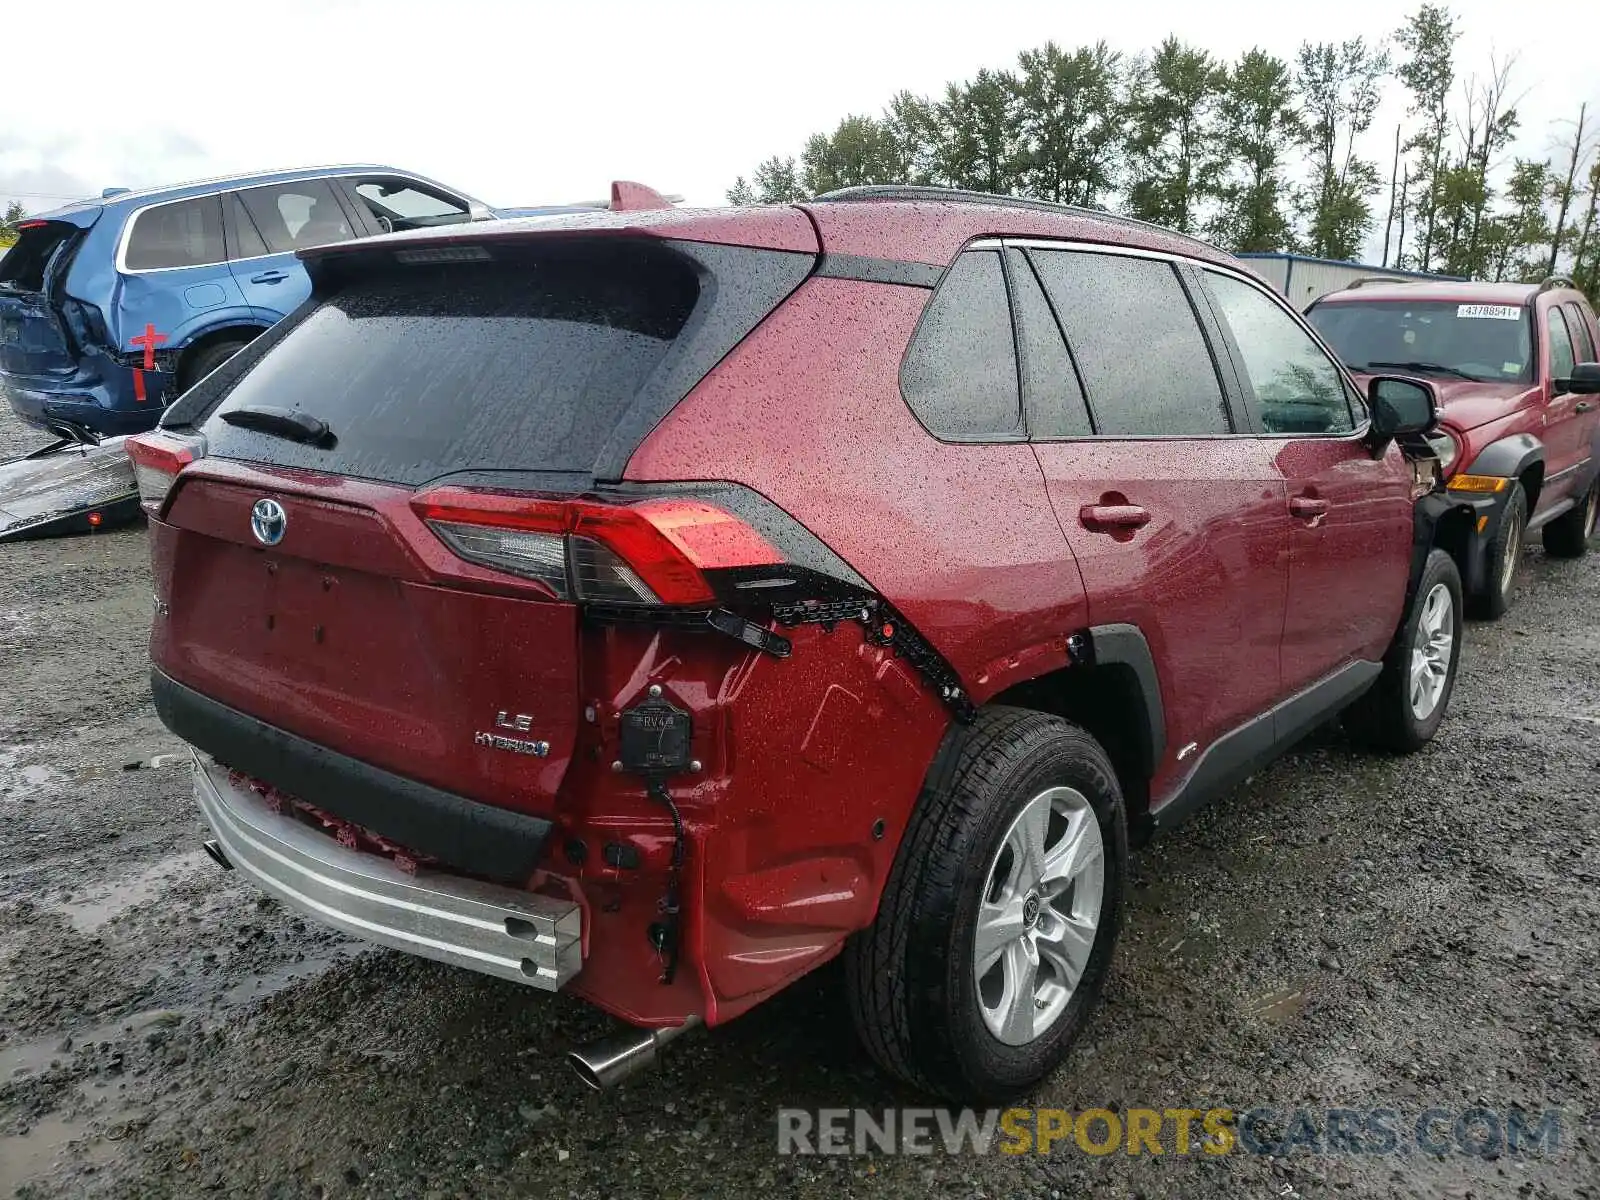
[48,850,208,934]
[0,744,66,796]
[0,1009,183,1081]
[1249,985,1311,1023]
[0,1111,116,1194]
[218,950,355,1008]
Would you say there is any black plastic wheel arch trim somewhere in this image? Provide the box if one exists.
[1084,623,1167,770]
[150,669,553,887]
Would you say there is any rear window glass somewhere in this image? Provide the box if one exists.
[1307,300,1533,384]
[201,242,699,484]
[125,196,225,270]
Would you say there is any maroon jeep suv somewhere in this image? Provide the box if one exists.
[129,186,1467,1101]
[1307,278,1600,617]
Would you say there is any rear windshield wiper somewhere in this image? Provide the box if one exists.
[219,405,335,447]
[1357,360,1482,382]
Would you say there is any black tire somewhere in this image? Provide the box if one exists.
[845,706,1128,1102]
[178,337,252,393]
[1542,480,1599,558]
[1343,548,1463,753]
[1467,482,1525,620]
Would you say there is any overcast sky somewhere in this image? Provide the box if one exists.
[4,0,1595,260]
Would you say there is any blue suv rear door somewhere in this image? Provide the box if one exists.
[116,194,250,397]
[226,178,367,323]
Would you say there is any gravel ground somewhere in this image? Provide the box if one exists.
[1,406,1597,1199]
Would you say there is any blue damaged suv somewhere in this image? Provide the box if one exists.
[1,165,586,439]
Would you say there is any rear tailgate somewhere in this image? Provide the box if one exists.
[155,467,581,814]
[150,230,816,822]
[0,219,92,377]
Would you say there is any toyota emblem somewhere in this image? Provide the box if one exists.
[250,498,287,546]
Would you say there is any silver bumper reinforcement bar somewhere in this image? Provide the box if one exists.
[192,754,582,989]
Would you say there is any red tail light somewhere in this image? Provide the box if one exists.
[412,487,781,605]
[124,431,207,514]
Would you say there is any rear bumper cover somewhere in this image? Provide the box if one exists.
[151,669,555,886]
[193,754,582,989]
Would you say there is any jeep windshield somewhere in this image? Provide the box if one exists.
[1308,300,1533,385]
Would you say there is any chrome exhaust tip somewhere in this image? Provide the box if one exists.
[567,1015,702,1090]
[202,839,234,870]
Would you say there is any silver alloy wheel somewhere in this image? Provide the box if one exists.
[974,786,1104,1046]
[1409,582,1455,720]
[1499,509,1523,597]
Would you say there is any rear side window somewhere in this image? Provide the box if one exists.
[1548,308,1577,382]
[201,241,700,484]
[124,197,225,270]
[1029,250,1229,436]
[238,180,358,254]
[1206,271,1354,435]
[1562,302,1596,362]
[901,250,1023,440]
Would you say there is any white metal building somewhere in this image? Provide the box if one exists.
[1236,253,1466,311]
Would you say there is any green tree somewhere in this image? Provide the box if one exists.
[725,177,758,206]
[1209,49,1301,251]
[1013,41,1125,207]
[933,69,1023,193]
[0,200,26,245]
[1546,103,1595,276]
[753,156,804,204]
[800,115,906,195]
[1125,38,1225,234]
[884,90,945,186]
[1481,158,1553,281]
[1395,4,1459,270]
[1570,161,1600,297]
[1297,38,1389,260]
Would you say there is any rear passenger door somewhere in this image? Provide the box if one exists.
[1019,244,1290,798]
[117,195,248,388]
[227,179,362,323]
[1197,268,1412,692]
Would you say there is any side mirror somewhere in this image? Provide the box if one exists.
[1559,361,1600,394]
[467,200,495,222]
[1366,375,1439,445]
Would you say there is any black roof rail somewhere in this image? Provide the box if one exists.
[810,185,1213,251]
[1538,275,1575,293]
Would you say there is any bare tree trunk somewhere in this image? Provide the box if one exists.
[1548,102,1590,276]
[1382,124,1401,267]
[1395,167,1409,269]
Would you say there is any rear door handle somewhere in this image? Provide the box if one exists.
[1289,496,1330,518]
[249,270,289,284]
[1079,503,1151,529]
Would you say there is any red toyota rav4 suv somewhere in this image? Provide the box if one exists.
[129,186,1469,1101]
[1307,278,1600,617]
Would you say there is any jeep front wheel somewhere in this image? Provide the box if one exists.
[1468,481,1525,619]
[845,707,1127,1102]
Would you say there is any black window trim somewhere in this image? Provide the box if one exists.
[1006,247,1097,437]
[984,237,1249,441]
[895,245,1030,445]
